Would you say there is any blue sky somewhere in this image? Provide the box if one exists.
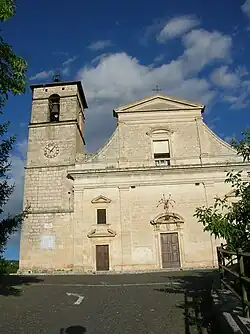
[2,0,250,259]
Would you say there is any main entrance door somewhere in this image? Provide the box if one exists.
[160,233,180,268]
[96,245,109,271]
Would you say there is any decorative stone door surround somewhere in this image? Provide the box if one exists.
[150,212,185,269]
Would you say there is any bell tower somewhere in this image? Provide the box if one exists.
[27,77,87,167]
[19,78,88,272]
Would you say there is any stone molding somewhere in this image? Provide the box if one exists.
[91,195,112,204]
[68,162,250,179]
[150,212,184,226]
[87,228,116,238]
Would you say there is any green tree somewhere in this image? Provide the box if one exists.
[194,129,250,251]
[0,0,27,266]
[231,128,250,162]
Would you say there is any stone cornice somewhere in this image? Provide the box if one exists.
[73,174,250,190]
[25,163,75,170]
[26,209,74,214]
[72,179,217,190]
[68,161,250,179]
[28,119,85,145]
[29,119,78,128]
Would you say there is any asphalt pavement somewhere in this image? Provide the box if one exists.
[0,270,218,334]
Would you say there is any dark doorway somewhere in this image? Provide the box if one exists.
[96,245,109,271]
[160,233,180,268]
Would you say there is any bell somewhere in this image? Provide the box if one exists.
[51,111,59,122]
[51,103,59,113]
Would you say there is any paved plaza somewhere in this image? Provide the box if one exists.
[0,270,219,334]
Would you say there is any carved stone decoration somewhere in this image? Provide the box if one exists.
[150,212,184,226]
[157,194,175,213]
[91,195,112,204]
[87,228,116,238]
[148,127,174,136]
[151,193,184,227]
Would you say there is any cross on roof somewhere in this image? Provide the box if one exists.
[152,85,162,93]
[53,72,61,82]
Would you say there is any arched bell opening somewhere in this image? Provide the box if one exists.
[49,94,60,122]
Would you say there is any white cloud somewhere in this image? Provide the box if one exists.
[210,65,250,109]
[180,29,232,74]
[210,66,239,88]
[224,91,250,110]
[30,55,78,81]
[154,54,165,63]
[157,15,199,42]
[62,55,78,67]
[29,70,54,81]
[77,27,234,152]
[224,95,238,104]
[91,53,111,65]
[16,139,28,158]
[88,40,113,51]
[242,0,250,18]
[5,139,27,215]
[61,67,70,76]
[140,19,165,45]
[3,139,27,259]
[61,56,78,78]
[223,79,250,109]
[234,65,249,78]
[52,51,69,56]
[79,29,231,103]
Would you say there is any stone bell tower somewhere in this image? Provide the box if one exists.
[19,77,88,272]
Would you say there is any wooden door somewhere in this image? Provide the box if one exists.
[96,245,109,271]
[160,233,180,268]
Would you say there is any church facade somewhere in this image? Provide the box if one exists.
[19,80,249,273]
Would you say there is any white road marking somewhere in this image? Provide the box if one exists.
[33,282,181,287]
[66,292,84,305]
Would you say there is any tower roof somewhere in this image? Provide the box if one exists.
[30,80,88,109]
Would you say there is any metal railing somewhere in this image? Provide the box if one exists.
[217,243,250,317]
[155,159,170,166]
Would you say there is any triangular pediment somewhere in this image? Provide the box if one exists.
[114,94,204,114]
[91,195,111,204]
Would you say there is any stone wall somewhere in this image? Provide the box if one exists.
[19,82,85,272]
[79,107,240,169]
[71,166,249,272]
[19,212,74,271]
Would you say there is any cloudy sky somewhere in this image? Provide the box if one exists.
[2,0,250,259]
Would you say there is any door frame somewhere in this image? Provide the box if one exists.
[158,231,183,269]
[95,244,110,271]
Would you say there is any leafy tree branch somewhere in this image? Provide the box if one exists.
[194,129,250,251]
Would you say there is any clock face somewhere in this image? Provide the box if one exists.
[44,142,59,158]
